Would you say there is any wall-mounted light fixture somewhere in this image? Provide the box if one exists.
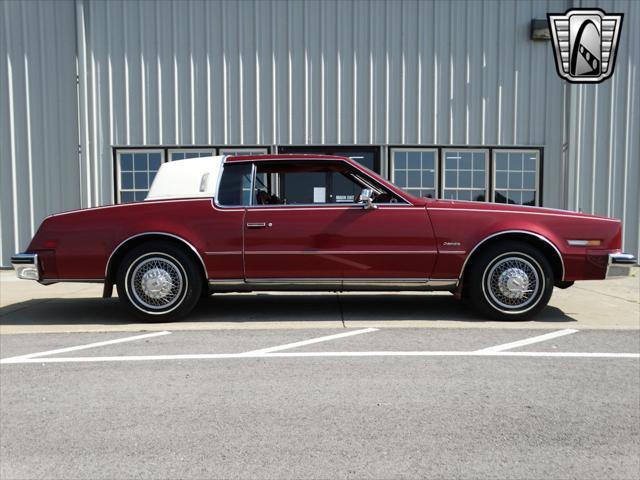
[530,19,551,40]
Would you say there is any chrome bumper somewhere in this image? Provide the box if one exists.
[606,252,637,278]
[11,253,40,281]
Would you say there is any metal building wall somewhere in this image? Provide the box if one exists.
[1,0,638,266]
[566,0,640,261]
[0,0,79,267]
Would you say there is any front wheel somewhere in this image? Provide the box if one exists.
[465,241,554,321]
[116,241,203,322]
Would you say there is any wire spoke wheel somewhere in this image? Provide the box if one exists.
[484,255,542,312]
[129,256,185,311]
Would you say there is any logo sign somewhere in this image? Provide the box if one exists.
[547,8,623,83]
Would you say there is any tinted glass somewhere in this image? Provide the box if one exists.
[218,163,253,206]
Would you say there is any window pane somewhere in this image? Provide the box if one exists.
[495,171,508,189]
[407,152,421,170]
[445,154,457,169]
[458,190,471,201]
[509,152,523,170]
[134,191,148,202]
[422,171,434,188]
[120,154,133,171]
[149,153,161,170]
[473,153,485,170]
[509,172,522,189]
[496,153,508,171]
[445,171,456,188]
[394,152,407,170]
[135,172,148,189]
[459,152,472,170]
[523,172,536,189]
[421,153,435,170]
[120,172,133,189]
[473,171,485,189]
[120,191,135,203]
[134,153,148,170]
[407,171,420,188]
[218,163,253,206]
[395,170,407,187]
[524,155,537,171]
[473,190,486,202]
[522,191,535,206]
[495,190,508,203]
[458,170,471,188]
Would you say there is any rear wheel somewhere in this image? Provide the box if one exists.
[466,241,554,321]
[116,241,202,322]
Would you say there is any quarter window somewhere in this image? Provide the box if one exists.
[117,150,164,203]
[391,149,437,199]
[493,150,539,206]
[217,163,253,206]
[442,149,488,202]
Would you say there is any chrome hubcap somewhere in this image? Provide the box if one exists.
[130,257,184,310]
[498,268,531,299]
[485,256,541,310]
[140,267,174,299]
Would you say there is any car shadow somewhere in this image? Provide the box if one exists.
[0,292,577,326]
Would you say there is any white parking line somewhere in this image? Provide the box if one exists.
[0,350,638,364]
[0,331,171,363]
[243,328,379,354]
[474,329,579,353]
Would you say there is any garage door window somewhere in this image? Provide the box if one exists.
[117,150,164,203]
[391,149,437,199]
[442,149,488,201]
[493,150,539,206]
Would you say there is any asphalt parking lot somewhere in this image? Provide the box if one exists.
[1,271,639,479]
[1,326,639,479]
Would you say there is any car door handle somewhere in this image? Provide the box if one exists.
[246,222,272,228]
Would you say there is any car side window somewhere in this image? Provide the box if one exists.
[252,161,400,205]
[217,163,253,206]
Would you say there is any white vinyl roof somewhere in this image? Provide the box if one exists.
[146,155,224,201]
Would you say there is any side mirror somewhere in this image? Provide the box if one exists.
[359,188,377,210]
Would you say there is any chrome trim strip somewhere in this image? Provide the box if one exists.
[207,277,459,291]
[458,230,565,281]
[243,250,439,255]
[105,232,208,279]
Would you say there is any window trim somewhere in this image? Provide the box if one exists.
[389,147,439,200]
[440,148,490,202]
[115,148,165,204]
[491,148,541,207]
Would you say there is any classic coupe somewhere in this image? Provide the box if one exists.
[12,154,636,321]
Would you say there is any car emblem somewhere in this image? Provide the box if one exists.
[547,8,623,84]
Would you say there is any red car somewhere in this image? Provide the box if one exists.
[11,154,636,321]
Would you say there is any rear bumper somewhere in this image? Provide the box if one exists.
[11,253,40,281]
[606,252,637,278]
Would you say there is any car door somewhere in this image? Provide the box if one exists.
[243,160,438,282]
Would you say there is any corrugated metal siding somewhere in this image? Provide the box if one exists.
[1,0,638,266]
[567,0,640,259]
[1,0,79,267]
